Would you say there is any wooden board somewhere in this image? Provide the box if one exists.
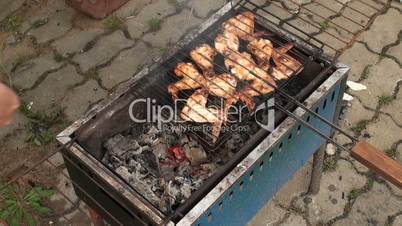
[351,141,402,189]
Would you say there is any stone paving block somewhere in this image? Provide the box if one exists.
[341,7,370,27]
[187,0,226,18]
[331,16,364,37]
[141,9,203,48]
[382,88,402,125]
[48,152,66,168]
[12,53,64,90]
[56,172,79,203]
[304,2,338,19]
[62,208,93,225]
[126,0,177,39]
[0,111,27,140]
[279,213,307,226]
[52,28,104,57]
[254,3,293,26]
[61,80,107,121]
[366,114,402,151]
[306,160,367,225]
[113,0,152,18]
[394,215,402,226]
[314,0,343,12]
[387,41,402,62]
[338,42,378,81]
[391,1,402,11]
[348,0,379,17]
[72,30,133,72]
[48,192,74,216]
[333,182,402,226]
[314,31,347,56]
[284,16,320,37]
[0,0,25,22]
[1,38,37,74]
[360,8,402,52]
[248,201,287,226]
[351,59,402,109]
[98,41,160,89]
[26,1,75,43]
[23,65,83,113]
[340,98,375,129]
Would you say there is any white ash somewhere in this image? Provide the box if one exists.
[102,125,219,214]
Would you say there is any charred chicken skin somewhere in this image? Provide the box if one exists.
[190,44,216,78]
[272,43,303,77]
[215,30,240,56]
[180,89,224,142]
[168,62,204,100]
[222,11,256,42]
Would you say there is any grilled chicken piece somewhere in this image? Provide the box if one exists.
[272,43,303,77]
[238,67,278,111]
[181,89,224,142]
[224,52,257,81]
[215,31,240,56]
[168,62,205,100]
[206,73,237,99]
[247,38,273,70]
[222,11,256,42]
[190,44,216,78]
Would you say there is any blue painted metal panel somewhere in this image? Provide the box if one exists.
[193,82,342,226]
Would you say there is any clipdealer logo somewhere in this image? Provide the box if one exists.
[128,97,275,132]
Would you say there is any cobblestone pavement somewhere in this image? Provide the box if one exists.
[0,0,401,225]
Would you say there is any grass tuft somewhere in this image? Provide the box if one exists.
[351,119,370,134]
[323,156,337,172]
[319,21,330,31]
[378,95,394,108]
[1,15,21,33]
[31,18,48,29]
[385,148,398,160]
[103,16,125,30]
[20,105,64,146]
[148,18,162,31]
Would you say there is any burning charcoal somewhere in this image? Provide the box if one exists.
[135,150,160,177]
[167,146,187,162]
[184,146,207,166]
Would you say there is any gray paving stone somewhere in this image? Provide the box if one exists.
[391,1,402,11]
[387,41,402,62]
[1,39,37,74]
[22,65,83,113]
[394,214,402,226]
[48,152,65,168]
[52,28,104,57]
[314,31,347,57]
[0,0,24,21]
[366,114,402,151]
[12,53,64,90]
[26,0,74,43]
[126,0,177,39]
[56,172,79,203]
[338,42,378,81]
[360,8,402,52]
[382,88,402,125]
[248,201,287,226]
[61,80,107,122]
[351,59,402,109]
[48,192,74,215]
[0,111,27,140]
[72,30,133,72]
[187,0,226,18]
[340,98,375,129]
[284,16,320,37]
[315,0,343,12]
[279,213,307,226]
[141,9,203,48]
[348,0,379,17]
[333,182,402,226]
[306,160,367,225]
[62,208,93,225]
[304,2,338,18]
[98,42,160,89]
[113,0,152,18]
[255,3,294,26]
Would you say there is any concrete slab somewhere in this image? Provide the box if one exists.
[0,0,25,22]
[279,213,307,226]
[248,201,287,226]
[366,114,402,151]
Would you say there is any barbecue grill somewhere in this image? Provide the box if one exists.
[57,1,401,225]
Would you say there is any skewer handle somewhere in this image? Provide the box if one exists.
[351,141,402,189]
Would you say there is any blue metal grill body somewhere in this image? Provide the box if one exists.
[191,81,343,226]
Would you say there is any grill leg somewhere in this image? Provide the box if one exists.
[308,143,326,194]
[89,208,106,226]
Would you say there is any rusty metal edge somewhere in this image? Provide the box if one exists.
[176,63,350,226]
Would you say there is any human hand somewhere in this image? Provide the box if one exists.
[0,83,20,126]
